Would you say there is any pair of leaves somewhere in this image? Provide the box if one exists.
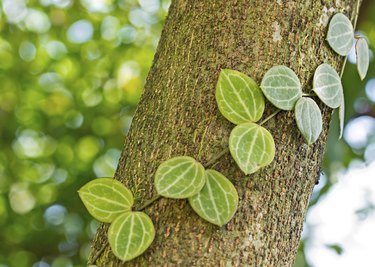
[155,156,238,226]
[259,66,324,144]
[327,13,370,138]
[296,62,345,144]
[79,178,155,262]
[215,69,276,174]
[327,12,370,80]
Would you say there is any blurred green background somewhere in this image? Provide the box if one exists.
[0,1,374,266]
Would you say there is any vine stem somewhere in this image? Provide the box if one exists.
[203,148,229,168]
[259,109,281,126]
[302,93,316,97]
[340,0,361,78]
[90,241,109,265]
[136,194,162,211]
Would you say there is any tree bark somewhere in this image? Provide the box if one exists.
[90,0,361,266]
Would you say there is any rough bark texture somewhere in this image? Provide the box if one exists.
[90,0,361,266]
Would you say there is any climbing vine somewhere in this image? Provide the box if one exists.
[78,12,370,263]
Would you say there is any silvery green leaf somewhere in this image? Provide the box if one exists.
[216,69,265,124]
[313,63,343,109]
[154,156,205,199]
[356,38,369,80]
[78,178,134,223]
[108,212,155,262]
[260,66,302,110]
[295,97,323,145]
[229,122,275,174]
[327,13,354,56]
[188,169,238,227]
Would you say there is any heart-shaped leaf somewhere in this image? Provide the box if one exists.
[260,66,302,110]
[216,69,265,124]
[229,123,275,174]
[327,13,354,56]
[313,63,343,109]
[78,178,134,223]
[188,169,238,226]
[108,212,155,262]
[356,38,369,80]
[154,156,205,199]
[295,97,323,145]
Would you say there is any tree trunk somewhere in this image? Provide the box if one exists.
[90,0,361,266]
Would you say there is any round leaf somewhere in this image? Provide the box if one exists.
[313,63,343,109]
[154,156,205,199]
[188,169,238,226]
[295,97,323,145]
[327,13,354,56]
[108,212,155,262]
[356,38,369,80]
[260,66,302,110]
[216,69,265,124]
[78,178,134,223]
[229,123,275,175]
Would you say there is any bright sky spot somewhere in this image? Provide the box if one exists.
[344,116,375,149]
[305,161,375,267]
[365,78,375,102]
[67,20,94,44]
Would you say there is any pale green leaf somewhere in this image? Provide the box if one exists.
[295,97,322,145]
[108,212,155,262]
[188,169,238,226]
[356,38,369,80]
[313,63,343,109]
[78,178,134,223]
[229,123,275,174]
[154,156,205,199]
[215,69,265,124]
[260,66,302,110]
[327,13,354,56]
[339,97,345,139]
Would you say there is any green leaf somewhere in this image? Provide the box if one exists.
[215,69,265,125]
[154,156,205,199]
[229,123,275,174]
[356,38,369,80]
[260,66,302,110]
[78,178,134,223]
[295,97,322,145]
[313,63,343,109]
[339,97,345,139]
[327,13,354,56]
[108,212,155,262]
[188,169,238,226]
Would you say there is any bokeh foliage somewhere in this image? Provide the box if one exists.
[0,0,374,266]
[0,0,168,266]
